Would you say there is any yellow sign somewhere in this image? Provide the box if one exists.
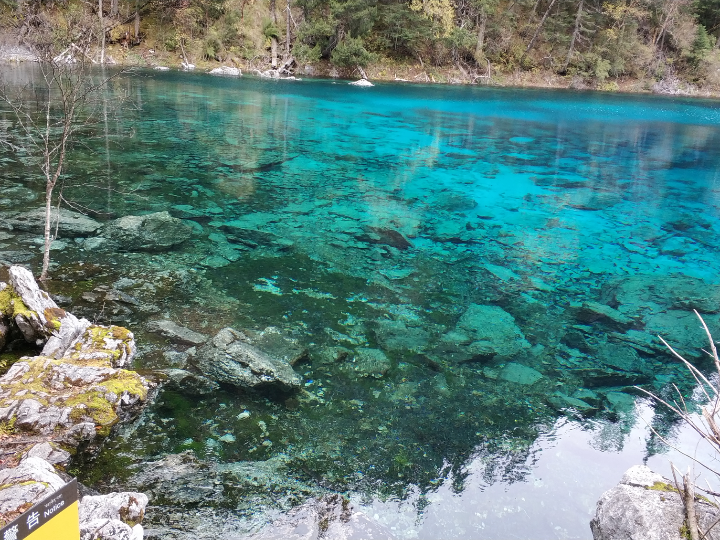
[1,479,79,540]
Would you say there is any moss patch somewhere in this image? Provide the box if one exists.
[0,284,35,320]
[648,481,678,493]
[43,307,66,331]
[0,418,16,437]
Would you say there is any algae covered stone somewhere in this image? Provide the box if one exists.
[101,211,193,251]
[499,363,543,385]
[454,304,530,358]
[193,328,302,395]
[6,207,101,237]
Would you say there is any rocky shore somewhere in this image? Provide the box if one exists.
[591,465,720,540]
[0,265,152,538]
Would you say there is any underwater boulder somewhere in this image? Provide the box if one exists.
[193,328,302,395]
[453,304,530,359]
[6,207,101,237]
[161,368,219,396]
[349,348,391,378]
[249,494,398,540]
[601,275,720,318]
[147,319,208,346]
[101,211,193,251]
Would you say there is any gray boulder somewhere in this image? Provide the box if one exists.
[147,320,208,345]
[591,465,720,540]
[80,519,143,540]
[79,491,148,526]
[102,211,193,251]
[449,304,530,358]
[0,456,66,514]
[249,494,397,540]
[6,207,101,237]
[24,441,72,467]
[161,368,219,396]
[3,265,87,346]
[193,328,301,394]
[79,492,147,540]
[350,348,391,378]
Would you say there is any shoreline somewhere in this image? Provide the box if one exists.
[2,43,719,100]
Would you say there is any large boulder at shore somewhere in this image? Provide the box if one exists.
[0,451,148,539]
[0,455,66,516]
[5,207,101,237]
[1,265,86,346]
[101,211,193,251]
[0,265,149,456]
[590,465,720,540]
[192,328,301,395]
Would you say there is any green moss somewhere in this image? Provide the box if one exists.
[0,286,12,315]
[0,284,34,319]
[43,307,66,331]
[66,391,117,436]
[648,481,678,493]
[102,371,148,401]
[110,326,132,340]
[0,417,16,436]
[65,371,146,436]
[10,295,32,318]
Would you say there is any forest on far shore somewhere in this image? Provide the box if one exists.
[2,0,720,91]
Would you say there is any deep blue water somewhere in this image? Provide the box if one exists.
[1,67,720,539]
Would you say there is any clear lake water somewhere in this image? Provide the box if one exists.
[1,66,720,539]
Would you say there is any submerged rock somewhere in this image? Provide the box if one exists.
[192,328,302,395]
[102,211,193,251]
[161,368,219,396]
[574,301,634,330]
[147,320,208,345]
[249,494,397,540]
[499,362,543,385]
[602,275,720,316]
[350,348,391,377]
[453,304,530,358]
[590,465,720,540]
[6,207,101,237]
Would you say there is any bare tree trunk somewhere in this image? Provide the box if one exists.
[99,0,105,64]
[683,473,700,540]
[285,0,291,58]
[654,0,679,47]
[475,8,487,65]
[522,0,557,62]
[562,0,583,72]
[271,0,278,68]
[41,182,53,280]
[134,6,140,40]
[110,0,118,17]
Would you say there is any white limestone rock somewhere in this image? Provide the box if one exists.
[209,66,241,76]
[349,79,374,87]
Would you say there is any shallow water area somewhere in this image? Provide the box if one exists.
[1,65,720,539]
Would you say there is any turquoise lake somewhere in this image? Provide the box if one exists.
[1,67,720,539]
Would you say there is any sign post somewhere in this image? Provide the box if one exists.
[0,478,80,540]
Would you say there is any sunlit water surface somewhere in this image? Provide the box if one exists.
[1,66,720,539]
